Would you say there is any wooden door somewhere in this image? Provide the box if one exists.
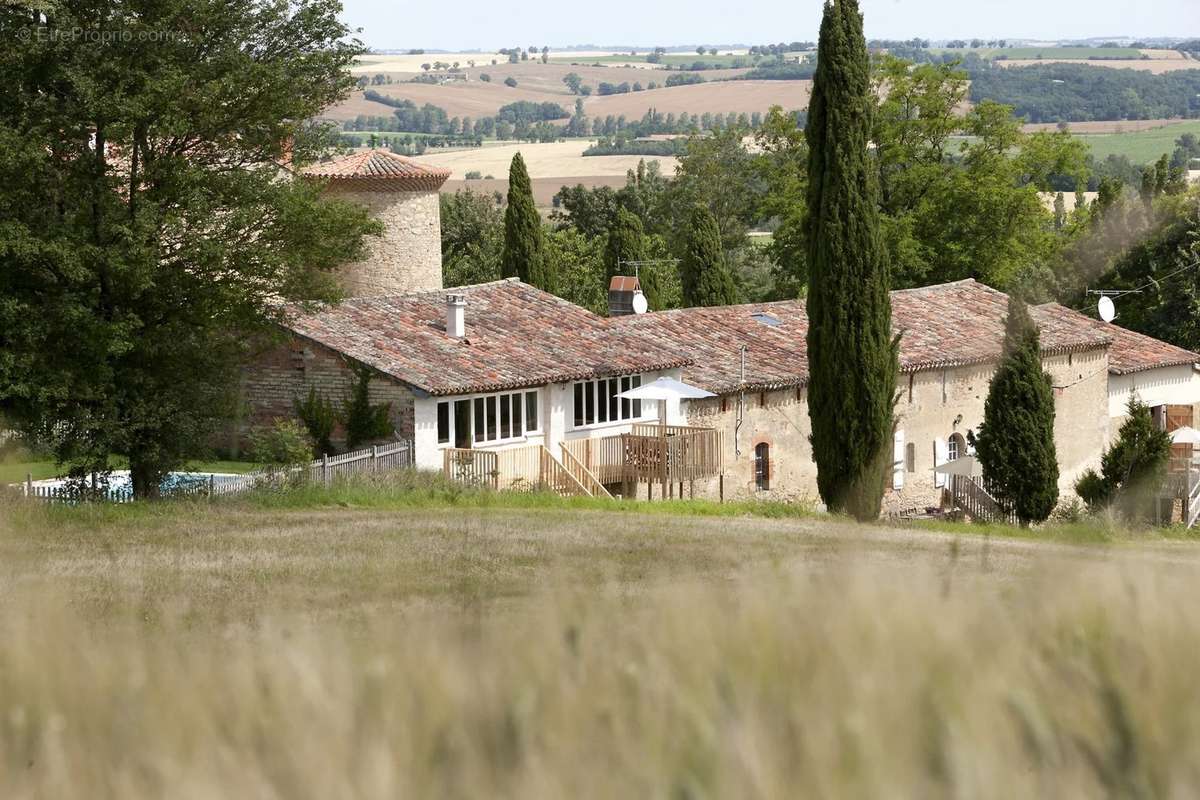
[1167,405,1194,471]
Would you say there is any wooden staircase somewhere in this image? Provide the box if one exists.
[948,474,1017,525]
[443,444,610,499]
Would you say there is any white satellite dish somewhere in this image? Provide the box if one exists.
[1098,295,1116,323]
[631,291,649,315]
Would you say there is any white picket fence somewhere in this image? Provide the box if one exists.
[22,440,414,505]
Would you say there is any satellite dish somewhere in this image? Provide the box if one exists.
[631,291,649,315]
[1098,296,1116,323]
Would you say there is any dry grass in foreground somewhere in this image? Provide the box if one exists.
[3,483,1200,797]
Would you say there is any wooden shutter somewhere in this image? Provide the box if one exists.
[933,438,948,488]
[893,430,905,490]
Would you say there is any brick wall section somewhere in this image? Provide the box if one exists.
[238,335,416,451]
[328,188,442,296]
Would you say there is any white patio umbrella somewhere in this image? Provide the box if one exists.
[933,455,983,477]
[617,377,715,428]
[1170,426,1200,446]
[616,376,716,401]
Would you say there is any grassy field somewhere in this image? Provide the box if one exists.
[4,472,1200,796]
[1077,120,1200,163]
[935,46,1147,60]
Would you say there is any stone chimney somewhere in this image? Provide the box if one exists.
[446,293,466,338]
[302,150,451,297]
[608,275,643,317]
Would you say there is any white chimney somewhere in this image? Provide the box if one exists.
[446,293,466,338]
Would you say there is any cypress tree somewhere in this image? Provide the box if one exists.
[605,206,669,309]
[680,205,737,307]
[804,0,898,520]
[502,152,551,290]
[971,296,1060,526]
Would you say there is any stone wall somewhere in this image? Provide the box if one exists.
[683,347,1110,513]
[236,336,415,453]
[328,188,442,296]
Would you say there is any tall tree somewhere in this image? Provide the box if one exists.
[804,0,898,520]
[1075,396,1171,522]
[680,205,736,307]
[0,0,376,497]
[970,297,1059,526]
[501,152,551,289]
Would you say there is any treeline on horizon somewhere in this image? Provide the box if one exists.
[354,54,1200,142]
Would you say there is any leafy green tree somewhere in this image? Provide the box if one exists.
[562,72,584,94]
[680,205,736,306]
[0,0,375,497]
[804,0,898,521]
[970,297,1059,526]
[502,152,552,289]
[1075,396,1172,522]
[872,57,1087,291]
[1084,195,1200,352]
[753,107,810,297]
[544,228,608,314]
[441,189,504,286]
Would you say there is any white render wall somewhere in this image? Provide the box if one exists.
[1108,364,1200,422]
[412,368,680,470]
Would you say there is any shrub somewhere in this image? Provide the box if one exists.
[503,76,518,88]
[293,387,338,456]
[341,366,394,450]
[465,170,482,180]
[249,420,313,470]
[1075,396,1172,522]
[479,73,491,82]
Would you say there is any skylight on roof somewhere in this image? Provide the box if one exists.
[751,312,782,327]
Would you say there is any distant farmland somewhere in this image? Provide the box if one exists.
[935,46,1147,60]
[1077,119,1200,163]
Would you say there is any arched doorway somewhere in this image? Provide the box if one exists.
[754,442,770,492]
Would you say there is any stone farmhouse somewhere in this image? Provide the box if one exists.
[239,150,1200,513]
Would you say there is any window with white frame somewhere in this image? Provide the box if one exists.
[573,375,643,428]
[436,389,541,447]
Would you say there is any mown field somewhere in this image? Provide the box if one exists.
[4,472,1200,797]
[1078,119,1200,163]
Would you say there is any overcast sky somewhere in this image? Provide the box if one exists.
[340,0,1199,51]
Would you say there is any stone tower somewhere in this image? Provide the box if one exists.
[303,150,450,296]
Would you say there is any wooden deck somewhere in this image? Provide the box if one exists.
[563,425,724,499]
[444,427,725,501]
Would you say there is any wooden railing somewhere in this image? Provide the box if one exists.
[560,445,613,499]
[444,448,500,489]
[563,428,723,488]
[443,444,591,497]
[540,447,590,497]
[630,423,714,438]
[561,436,628,485]
[949,474,1017,525]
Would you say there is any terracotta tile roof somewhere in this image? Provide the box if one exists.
[1049,306,1200,376]
[280,279,691,396]
[301,149,451,192]
[616,279,1113,394]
